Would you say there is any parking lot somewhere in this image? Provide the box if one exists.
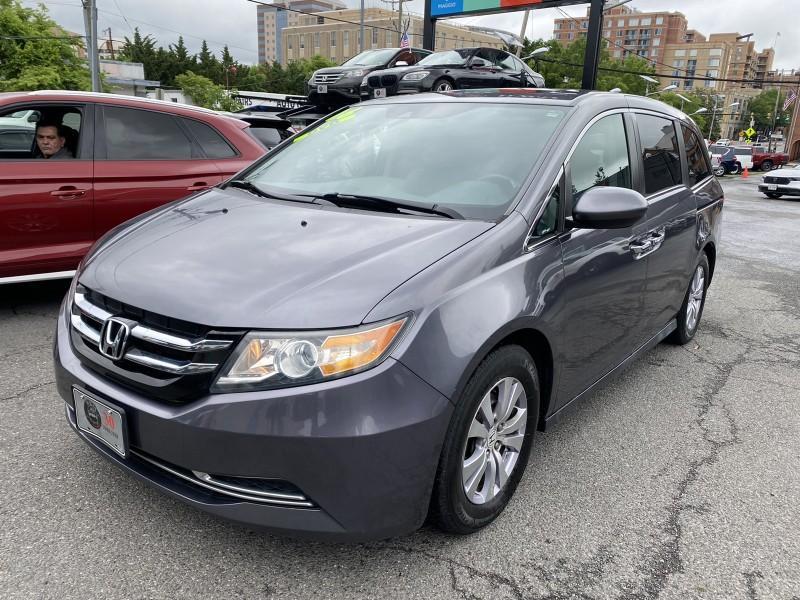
[0,175,798,599]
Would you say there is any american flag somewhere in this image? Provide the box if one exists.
[400,31,410,48]
[783,90,797,112]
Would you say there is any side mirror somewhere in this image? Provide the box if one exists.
[395,60,409,67]
[470,58,489,69]
[571,186,647,229]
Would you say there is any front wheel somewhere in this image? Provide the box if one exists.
[431,345,539,534]
[713,166,725,177]
[667,254,710,345]
[765,192,783,199]
[728,163,741,175]
[760,160,773,172]
[432,78,454,92]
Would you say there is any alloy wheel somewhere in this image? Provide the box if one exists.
[435,81,453,92]
[461,377,527,505]
[686,265,705,332]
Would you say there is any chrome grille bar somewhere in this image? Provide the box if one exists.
[74,290,111,322]
[125,348,218,375]
[130,325,233,352]
[192,471,308,502]
[71,313,101,345]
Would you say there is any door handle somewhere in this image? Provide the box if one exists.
[51,187,87,199]
[630,227,666,260]
[187,181,211,191]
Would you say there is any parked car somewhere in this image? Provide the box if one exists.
[55,90,722,541]
[731,146,754,170]
[751,148,789,171]
[759,166,800,198]
[708,144,741,175]
[362,47,545,98]
[307,47,431,109]
[222,111,293,149]
[715,138,731,146]
[0,91,266,283]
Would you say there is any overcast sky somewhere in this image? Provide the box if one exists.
[33,0,799,70]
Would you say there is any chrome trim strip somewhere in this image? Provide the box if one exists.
[130,326,233,352]
[0,270,75,285]
[130,450,315,508]
[74,290,112,322]
[192,471,307,502]
[70,313,101,345]
[124,348,218,374]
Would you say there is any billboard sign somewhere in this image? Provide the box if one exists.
[431,0,585,19]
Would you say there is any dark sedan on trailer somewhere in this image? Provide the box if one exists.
[363,47,544,98]
[55,90,722,541]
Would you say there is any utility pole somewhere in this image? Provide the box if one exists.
[81,0,101,92]
[516,10,530,57]
[359,0,365,52]
[105,27,114,60]
[768,70,783,152]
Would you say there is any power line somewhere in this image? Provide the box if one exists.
[110,0,136,35]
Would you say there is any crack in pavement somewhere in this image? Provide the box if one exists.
[0,380,56,402]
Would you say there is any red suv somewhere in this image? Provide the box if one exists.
[0,91,267,283]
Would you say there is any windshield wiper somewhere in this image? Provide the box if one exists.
[226,180,313,203]
[312,192,461,219]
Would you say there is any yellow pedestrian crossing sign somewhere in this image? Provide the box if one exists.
[745,127,756,138]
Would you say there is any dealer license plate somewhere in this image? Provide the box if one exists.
[767,184,777,191]
[374,88,387,98]
[73,388,128,457]
[317,84,327,94]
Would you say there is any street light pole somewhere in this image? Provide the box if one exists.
[360,0,365,53]
[82,0,101,92]
[516,10,530,57]
[769,70,783,152]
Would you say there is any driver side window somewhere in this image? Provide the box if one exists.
[0,106,82,160]
[569,113,631,202]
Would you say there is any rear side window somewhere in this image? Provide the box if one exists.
[103,106,192,160]
[570,113,631,201]
[182,119,236,158]
[682,125,711,185]
[247,127,285,148]
[637,114,681,194]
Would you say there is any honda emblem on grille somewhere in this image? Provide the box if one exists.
[99,317,131,360]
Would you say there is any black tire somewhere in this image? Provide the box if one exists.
[667,253,710,345]
[760,160,773,172]
[765,192,783,199]
[713,166,725,177]
[728,163,741,175]
[431,345,539,534]
[432,78,455,93]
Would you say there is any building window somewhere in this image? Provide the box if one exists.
[372,28,378,46]
[555,33,561,40]
[655,16,663,24]
[554,22,561,30]
[673,60,684,67]
[690,49,697,57]
[288,36,293,49]
[709,58,720,67]
[314,32,320,48]
[569,22,575,30]
[568,32,574,40]
[651,49,658,57]
[616,30,623,37]
[300,35,304,49]
[581,20,588,28]
[653,38,660,46]
[343,30,349,46]
[684,80,693,89]
[640,17,651,26]
[674,49,685,57]
[710,48,722,56]
[629,18,639,26]
[331,31,336,47]
[317,16,324,24]
[655,28,662,35]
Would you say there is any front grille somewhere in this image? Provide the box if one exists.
[312,71,343,84]
[70,285,242,403]
[764,176,791,185]
[380,74,398,87]
[367,75,380,87]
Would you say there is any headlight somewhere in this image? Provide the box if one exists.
[213,315,411,391]
[402,71,430,81]
[346,69,365,78]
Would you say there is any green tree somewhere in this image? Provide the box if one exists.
[196,40,220,82]
[0,0,91,91]
[748,89,794,133]
[175,70,240,111]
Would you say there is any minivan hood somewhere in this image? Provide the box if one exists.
[80,188,493,329]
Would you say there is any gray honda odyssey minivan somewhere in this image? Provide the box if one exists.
[55,89,722,540]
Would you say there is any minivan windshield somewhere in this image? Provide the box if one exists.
[243,102,567,220]
[418,49,472,67]
[343,49,398,67]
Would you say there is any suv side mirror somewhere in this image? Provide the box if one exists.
[571,186,647,229]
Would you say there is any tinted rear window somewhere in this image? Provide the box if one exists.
[103,106,192,160]
[183,119,236,158]
[247,126,286,148]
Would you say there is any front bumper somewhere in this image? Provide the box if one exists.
[759,183,800,196]
[54,301,452,541]
[307,83,363,106]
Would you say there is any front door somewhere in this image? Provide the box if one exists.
[555,112,649,405]
[0,103,93,279]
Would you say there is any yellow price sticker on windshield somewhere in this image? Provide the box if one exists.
[293,107,361,144]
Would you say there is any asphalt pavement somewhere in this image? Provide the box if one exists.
[1,175,798,599]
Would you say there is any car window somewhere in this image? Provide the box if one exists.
[499,52,521,73]
[0,129,34,151]
[182,118,236,158]
[570,113,631,201]
[247,126,284,148]
[511,55,528,74]
[246,103,567,221]
[734,147,752,156]
[532,182,560,239]
[392,50,416,66]
[418,49,472,67]
[682,125,711,185]
[103,106,193,160]
[637,114,681,195]
[473,48,501,67]
[0,106,81,159]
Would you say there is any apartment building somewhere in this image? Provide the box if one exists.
[553,4,687,63]
[280,8,504,66]
[257,0,346,64]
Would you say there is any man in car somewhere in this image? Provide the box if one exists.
[36,122,73,159]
